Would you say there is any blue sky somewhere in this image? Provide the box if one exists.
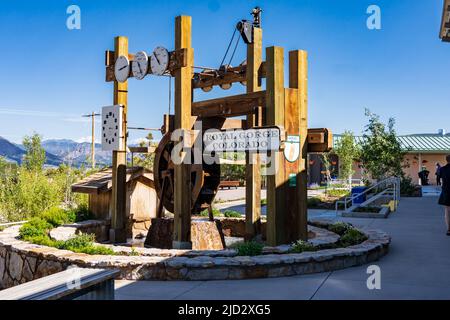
[0,0,448,144]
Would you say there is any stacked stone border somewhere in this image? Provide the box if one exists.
[0,220,390,289]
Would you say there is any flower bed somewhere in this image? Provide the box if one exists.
[0,219,390,288]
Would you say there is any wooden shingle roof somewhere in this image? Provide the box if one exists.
[71,167,154,194]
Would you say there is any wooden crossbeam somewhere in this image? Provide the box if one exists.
[307,128,333,153]
[193,65,246,90]
[162,114,246,134]
[128,146,156,153]
[192,62,267,90]
[191,91,265,118]
[105,49,188,82]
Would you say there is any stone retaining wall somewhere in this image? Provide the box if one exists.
[0,222,390,289]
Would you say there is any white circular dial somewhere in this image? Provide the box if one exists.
[150,46,169,76]
[103,110,119,146]
[132,51,149,80]
[114,55,130,83]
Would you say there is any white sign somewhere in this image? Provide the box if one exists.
[203,127,281,153]
[284,135,300,162]
[102,105,123,151]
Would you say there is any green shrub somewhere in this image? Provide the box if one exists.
[69,204,94,222]
[328,222,353,236]
[339,228,368,247]
[23,231,115,255]
[199,207,221,217]
[19,218,52,239]
[289,240,317,253]
[326,189,350,197]
[25,234,61,247]
[353,206,381,213]
[59,233,95,250]
[71,244,115,255]
[260,199,267,205]
[129,248,140,256]
[223,210,242,218]
[307,197,322,208]
[400,176,416,196]
[234,241,264,256]
[328,183,347,189]
[41,207,73,227]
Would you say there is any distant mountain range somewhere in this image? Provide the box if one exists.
[0,136,112,167]
[42,139,112,167]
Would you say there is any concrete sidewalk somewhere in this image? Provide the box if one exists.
[115,196,450,300]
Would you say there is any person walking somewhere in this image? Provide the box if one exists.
[438,155,450,235]
[436,162,442,186]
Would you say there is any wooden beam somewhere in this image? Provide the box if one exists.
[289,50,308,241]
[110,36,128,243]
[307,128,333,153]
[265,46,286,246]
[191,91,265,118]
[128,146,156,154]
[245,27,262,241]
[105,49,188,82]
[193,65,246,90]
[162,114,246,134]
[173,15,193,249]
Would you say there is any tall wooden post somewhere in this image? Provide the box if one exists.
[245,27,262,240]
[173,16,193,249]
[265,46,286,246]
[287,50,308,241]
[110,36,128,243]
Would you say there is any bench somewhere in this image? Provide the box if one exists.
[219,181,240,189]
[0,268,120,300]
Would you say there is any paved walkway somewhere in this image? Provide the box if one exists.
[115,196,450,300]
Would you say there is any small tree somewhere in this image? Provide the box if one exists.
[22,133,46,171]
[360,109,407,181]
[320,152,332,184]
[334,131,360,187]
[132,133,155,170]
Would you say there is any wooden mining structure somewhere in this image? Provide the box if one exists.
[104,13,332,247]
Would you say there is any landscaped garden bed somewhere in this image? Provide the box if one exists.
[0,218,390,288]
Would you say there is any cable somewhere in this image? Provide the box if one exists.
[219,27,238,68]
[228,30,241,66]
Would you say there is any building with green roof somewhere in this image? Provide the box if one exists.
[309,131,450,186]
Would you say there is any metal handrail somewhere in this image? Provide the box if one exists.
[335,176,401,212]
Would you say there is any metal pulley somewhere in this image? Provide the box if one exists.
[235,7,262,44]
[236,20,253,44]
